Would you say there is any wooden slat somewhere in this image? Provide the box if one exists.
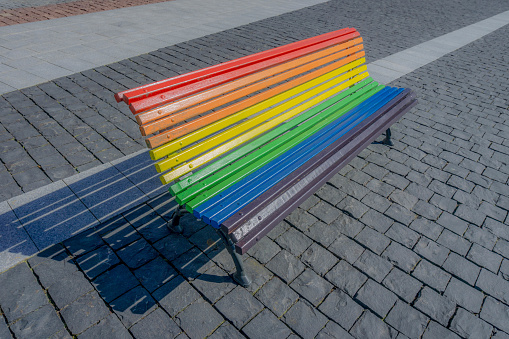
[115,27,356,105]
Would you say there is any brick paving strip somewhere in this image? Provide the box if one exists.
[0,0,174,26]
[1,0,509,337]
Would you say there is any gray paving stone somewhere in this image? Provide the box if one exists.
[355,227,391,255]
[290,268,333,306]
[246,236,281,264]
[385,300,429,339]
[254,276,298,317]
[442,252,481,285]
[215,286,263,329]
[265,249,305,284]
[414,287,456,326]
[409,218,443,241]
[484,218,509,241]
[92,264,139,303]
[476,269,509,304]
[451,308,493,339]
[464,225,497,250]
[318,289,364,331]
[300,242,338,276]
[389,190,418,210]
[242,309,291,339]
[242,257,274,294]
[134,256,177,293]
[436,212,469,235]
[383,268,422,303]
[481,297,509,333]
[172,246,217,280]
[60,291,110,336]
[191,264,236,304]
[360,209,394,233]
[275,228,313,256]
[78,314,132,339]
[153,233,194,262]
[385,203,416,226]
[117,238,159,269]
[208,322,245,339]
[328,235,365,264]
[353,250,393,283]
[47,270,94,309]
[355,279,398,318]
[437,229,471,256]
[111,286,157,328]
[309,201,342,224]
[9,304,65,339]
[148,269,195,313]
[467,244,502,273]
[316,321,354,339]
[414,237,450,266]
[412,259,451,292]
[382,242,421,273]
[76,245,120,280]
[325,260,367,297]
[336,196,370,219]
[99,216,141,250]
[63,227,104,257]
[349,311,396,339]
[285,208,318,232]
[316,184,347,206]
[422,322,460,339]
[283,300,328,338]
[0,263,48,323]
[174,298,223,339]
[385,223,420,249]
[330,213,365,237]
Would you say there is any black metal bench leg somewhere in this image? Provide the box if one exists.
[382,128,394,146]
[216,229,251,288]
[168,206,187,234]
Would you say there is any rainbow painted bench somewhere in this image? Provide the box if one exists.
[115,28,417,287]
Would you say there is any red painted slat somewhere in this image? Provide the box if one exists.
[115,27,357,105]
[129,31,360,114]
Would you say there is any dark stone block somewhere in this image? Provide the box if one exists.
[134,256,177,293]
[437,229,471,256]
[328,235,365,264]
[480,297,509,333]
[354,250,392,283]
[414,237,449,266]
[283,300,328,338]
[265,250,305,284]
[318,289,363,330]
[153,275,200,317]
[0,263,48,323]
[275,228,313,256]
[10,304,64,339]
[246,237,281,264]
[78,314,132,339]
[349,311,396,339]
[325,260,367,297]
[436,212,469,235]
[93,265,139,303]
[336,196,369,219]
[32,256,78,289]
[300,243,338,276]
[290,268,333,306]
[442,252,480,285]
[98,216,141,251]
[382,268,421,303]
[385,223,420,249]
[450,308,492,339]
[47,270,94,309]
[111,286,157,328]
[422,322,460,339]
[60,291,110,335]
[255,277,298,317]
[382,242,421,273]
[308,201,342,224]
[174,299,223,338]
[414,287,455,326]
[117,238,159,269]
[242,309,291,339]
[305,221,341,248]
[316,321,354,339]
[412,260,451,292]
[355,279,398,318]
[385,301,429,338]
[154,234,194,262]
[208,322,245,339]
[409,218,443,240]
[215,287,264,329]
[76,245,120,280]
[285,208,318,232]
[355,227,391,255]
[191,265,236,304]
[172,247,215,280]
[467,244,502,273]
[63,229,104,257]
[476,269,509,305]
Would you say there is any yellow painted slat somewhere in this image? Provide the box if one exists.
[150,57,366,162]
[159,70,369,183]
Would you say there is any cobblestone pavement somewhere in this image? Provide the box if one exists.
[1,0,509,338]
[1,0,509,202]
[0,0,174,26]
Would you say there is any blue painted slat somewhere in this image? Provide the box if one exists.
[193,86,402,227]
[204,87,403,227]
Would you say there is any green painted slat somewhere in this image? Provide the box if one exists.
[183,83,384,212]
[170,77,374,198]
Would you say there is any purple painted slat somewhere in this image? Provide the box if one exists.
[230,91,417,254]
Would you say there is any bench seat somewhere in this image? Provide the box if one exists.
[115,27,417,286]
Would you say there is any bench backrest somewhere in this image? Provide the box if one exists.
[115,28,374,186]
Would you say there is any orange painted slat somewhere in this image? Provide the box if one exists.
[144,49,366,149]
[137,38,364,134]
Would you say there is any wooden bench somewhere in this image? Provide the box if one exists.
[115,28,417,287]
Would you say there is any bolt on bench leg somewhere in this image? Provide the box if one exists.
[382,128,394,146]
[216,229,251,288]
[168,206,187,234]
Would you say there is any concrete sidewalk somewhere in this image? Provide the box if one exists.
[1,0,509,338]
